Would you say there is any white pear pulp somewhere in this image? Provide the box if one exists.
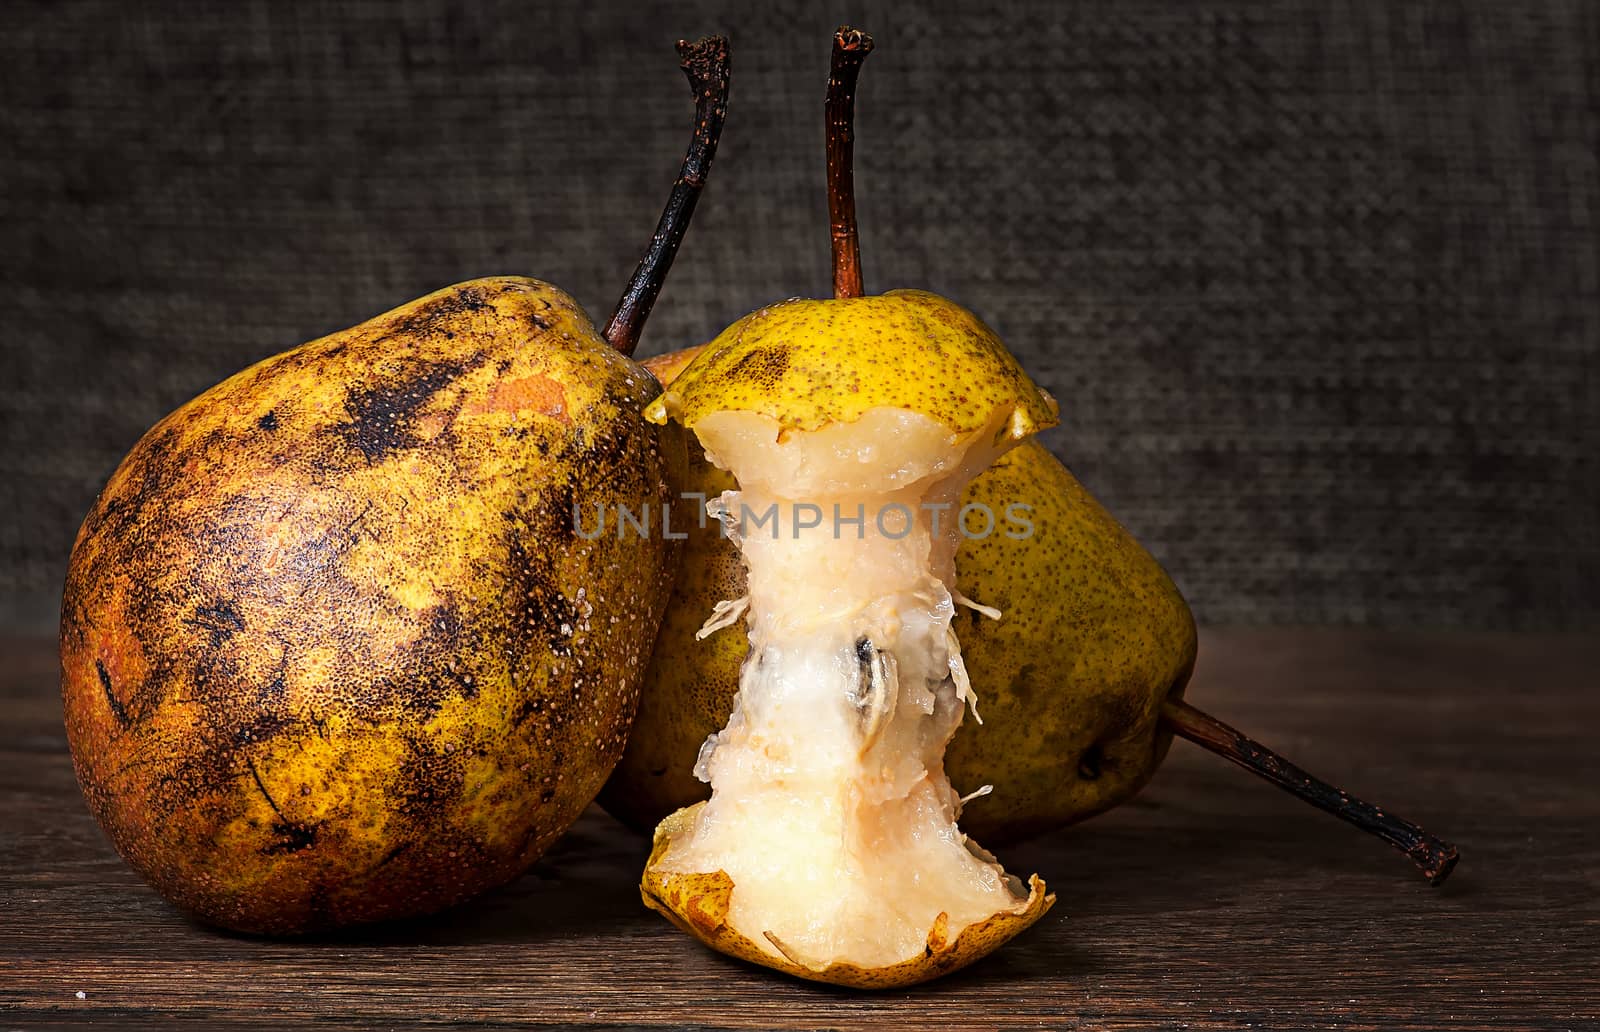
[657,406,1034,970]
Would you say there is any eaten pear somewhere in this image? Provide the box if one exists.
[58,37,731,935]
[640,289,1058,987]
[638,30,1055,988]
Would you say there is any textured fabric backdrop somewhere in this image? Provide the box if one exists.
[2,1,1595,631]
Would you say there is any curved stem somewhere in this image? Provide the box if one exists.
[825,27,874,299]
[1160,698,1460,885]
[603,35,731,357]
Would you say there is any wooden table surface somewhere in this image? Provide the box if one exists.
[1,628,1595,1030]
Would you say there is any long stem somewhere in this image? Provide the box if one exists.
[825,27,873,299]
[603,35,731,357]
[1160,699,1459,885]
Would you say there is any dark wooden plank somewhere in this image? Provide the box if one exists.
[1,629,1596,1030]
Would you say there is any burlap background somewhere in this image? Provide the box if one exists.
[3,1,1595,630]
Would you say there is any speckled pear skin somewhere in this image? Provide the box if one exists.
[59,276,682,935]
[641,803,1054,989]
[602,345,1196,843]
[944,442,1196,841]
[644,290,1058,439]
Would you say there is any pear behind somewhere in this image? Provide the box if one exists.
[944,440,1195,840]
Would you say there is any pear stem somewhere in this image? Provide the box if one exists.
[1159,698,1460,885]
[603,35,731,357]
[825,27,874,300]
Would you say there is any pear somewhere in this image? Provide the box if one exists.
[641,289,1057,988]
[943,440,1195,840]
[58,36,731,935]
[628,31,1456,988]
[638,30,1054,988]
[599,345,744,832]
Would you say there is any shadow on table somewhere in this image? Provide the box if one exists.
[198,807,654,949]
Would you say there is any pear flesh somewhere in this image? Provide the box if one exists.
[650,406,1051,973]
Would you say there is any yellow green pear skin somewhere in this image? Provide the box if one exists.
[603,340,1197,842]
[644,290,1058,440]
[60,276,682,934]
